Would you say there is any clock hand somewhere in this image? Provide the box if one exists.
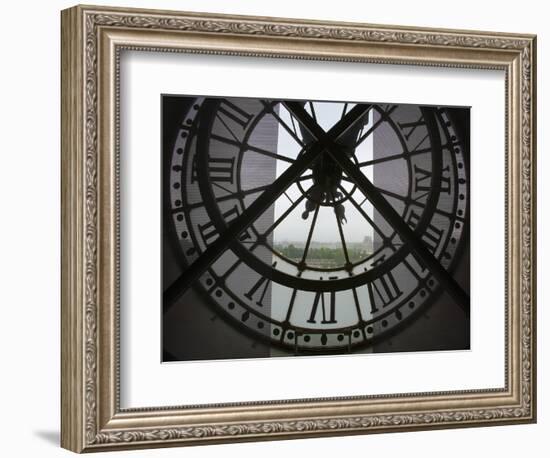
[302,185,323,219]
[299,202,321,269]
[334,201,347,225]
[329,190,352,271]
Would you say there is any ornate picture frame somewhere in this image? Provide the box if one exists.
[61,4,536,453]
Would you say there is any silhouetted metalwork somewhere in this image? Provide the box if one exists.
[162,95,470,358]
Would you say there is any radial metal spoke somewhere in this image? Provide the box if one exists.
[183,183,275,211]
[330,191,351,266]
[210,133,296,163]
[357,146,431,168]
[261,100,305,147]
[340,102,349,119]
[374,186,466,222]
[374,186,407,202]
[340,176,355,184]
[353,105,398,149]
[300,203,320,264]
[263,193,307,237]
[338,185,388,241]
[308,101,318,123]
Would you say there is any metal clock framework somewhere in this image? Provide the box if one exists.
[163,96,470,355]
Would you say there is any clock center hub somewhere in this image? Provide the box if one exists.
[296,148,359,214]
[312,152,343,196]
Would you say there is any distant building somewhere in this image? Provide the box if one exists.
[362,235,373,252]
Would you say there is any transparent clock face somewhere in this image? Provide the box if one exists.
[162,95,470,362]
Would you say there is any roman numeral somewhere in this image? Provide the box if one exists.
[367,271,402,313]
[191,157,236,184]
[398,116,426,141]
[217,100,254,129]
[413,164,451,199]
[197,206,249,246]
[307,291,337,324]
[244,264,277,307]
[406,209,445,253]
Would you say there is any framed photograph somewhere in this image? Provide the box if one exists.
[61,4,536,453]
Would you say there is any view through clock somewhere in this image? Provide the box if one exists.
[162,95,470,361]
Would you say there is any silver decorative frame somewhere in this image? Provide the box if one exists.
[61,4,536,453]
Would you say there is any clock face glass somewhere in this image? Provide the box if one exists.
[162,95,470,362]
